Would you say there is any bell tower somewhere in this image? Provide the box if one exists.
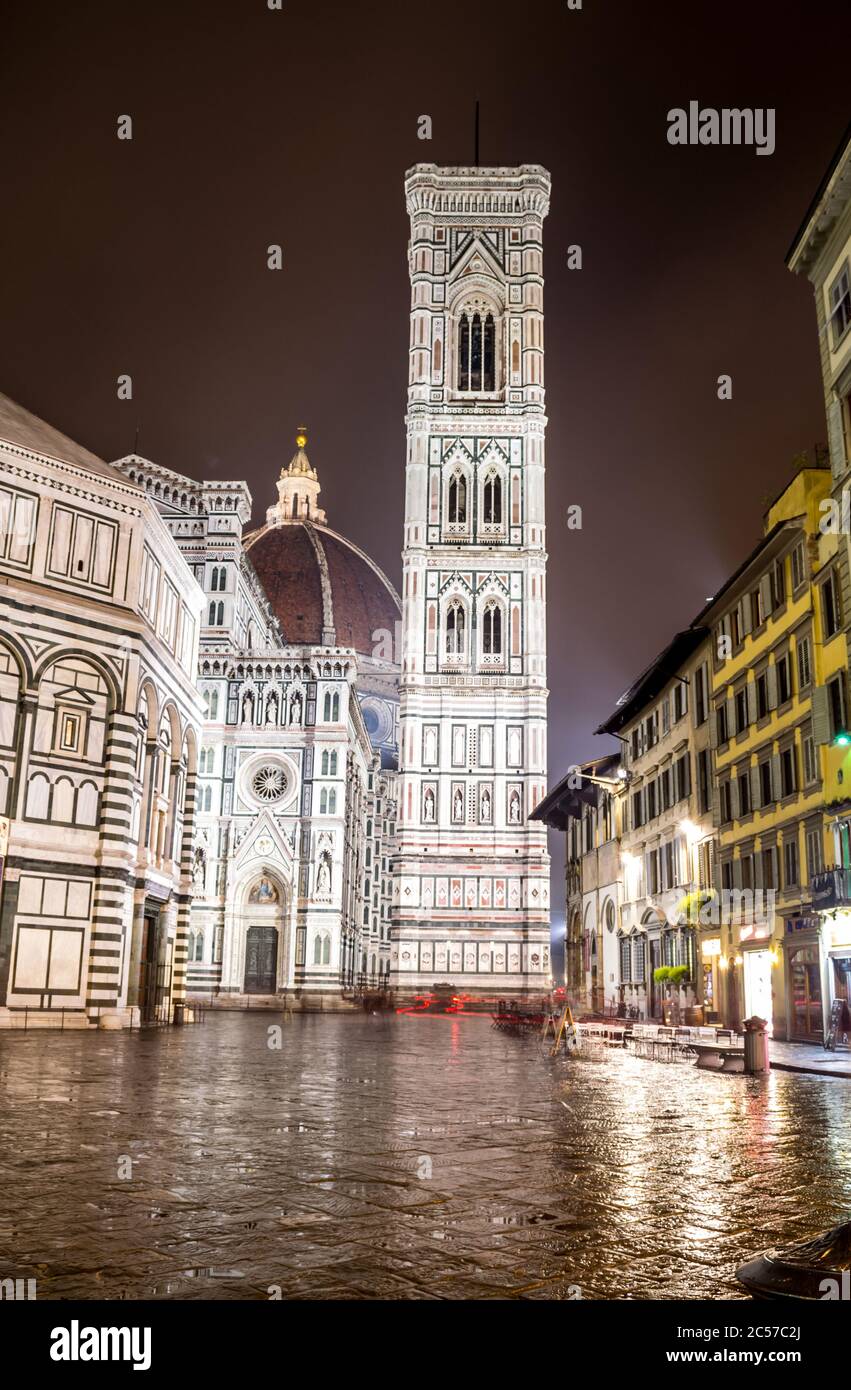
[391,163,552,996]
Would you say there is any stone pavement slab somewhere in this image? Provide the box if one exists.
[769,1039,851,1077]
[1,1012,851,1300]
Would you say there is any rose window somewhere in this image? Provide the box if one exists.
[251,765,287,802]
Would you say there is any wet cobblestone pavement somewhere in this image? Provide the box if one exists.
[1,1011,850,1300]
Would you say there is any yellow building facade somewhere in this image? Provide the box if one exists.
[699,466,848,1039]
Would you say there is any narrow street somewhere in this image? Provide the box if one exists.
[1,1013,849,1300]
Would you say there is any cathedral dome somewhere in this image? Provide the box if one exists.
[245,432,400,657]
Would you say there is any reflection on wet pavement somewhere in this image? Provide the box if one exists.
[1,1011,849,1300]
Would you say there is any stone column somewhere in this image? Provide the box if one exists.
[0,691,36,1002]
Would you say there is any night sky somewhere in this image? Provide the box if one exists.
[3,0,849,926]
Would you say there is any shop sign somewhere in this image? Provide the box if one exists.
[829,913,851,950]
[785,915,819,934]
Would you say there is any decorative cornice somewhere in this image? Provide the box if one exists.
[405,164,551,222]
[0,450,144,517]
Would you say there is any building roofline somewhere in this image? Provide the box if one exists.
[760,463,829,523]
[594,628,709,737]
[786,120,851,269]
[530,753,622,830]
[689,518,803,629]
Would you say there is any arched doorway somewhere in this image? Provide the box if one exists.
[243,874,281,994]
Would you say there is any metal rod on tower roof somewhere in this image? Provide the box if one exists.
[133,420,141,455]
[475,99,480,166]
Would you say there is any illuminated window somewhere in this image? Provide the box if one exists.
[483,473,502,525]
[482,603,502,655]
[448,472,467,523]
[445,601,466,656]
[58,710,82,754]
[457,310,496,391]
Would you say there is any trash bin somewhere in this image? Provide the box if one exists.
[743,1016,769,1073]
[173,1001,186,1026]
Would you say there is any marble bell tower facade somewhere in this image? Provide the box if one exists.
[391,163,552,996]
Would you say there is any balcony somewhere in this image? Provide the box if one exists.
[812,867,851,911]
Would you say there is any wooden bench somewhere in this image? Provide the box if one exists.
[690,1040,746,1072]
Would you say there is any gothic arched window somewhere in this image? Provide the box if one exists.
[448,472,467,523]
[483,603,502,655]
[332,693,340,721]
[292,495,299,517]
[458,310,496,392]
[330,752,338,776]
[320,788,328,814]
[328,789,337,814]
[446,601,466,656]
[321,750,329,776]
[323,692,331,721]
[483,473,502,525]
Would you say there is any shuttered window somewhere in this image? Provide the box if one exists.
[796,635,812,691]
[822,571,842,639]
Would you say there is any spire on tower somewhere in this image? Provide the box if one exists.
[267,426,327,525]
[286,427,314,478]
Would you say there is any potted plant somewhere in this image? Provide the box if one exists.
[669,964,691,1024]
[653,965,672,1022]
[654,964,690,1024]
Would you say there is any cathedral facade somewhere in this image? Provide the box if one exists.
[392,164,552,995]
[118,436,401,1008]
[0,396,400,1026]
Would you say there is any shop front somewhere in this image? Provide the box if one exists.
[742,939,774,1032]
[821,909,851,1043]
[783,915,824,1042]
[810,863,851,1040]
[700,933,722,1023]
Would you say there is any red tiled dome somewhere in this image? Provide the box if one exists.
[246,520,400,657]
